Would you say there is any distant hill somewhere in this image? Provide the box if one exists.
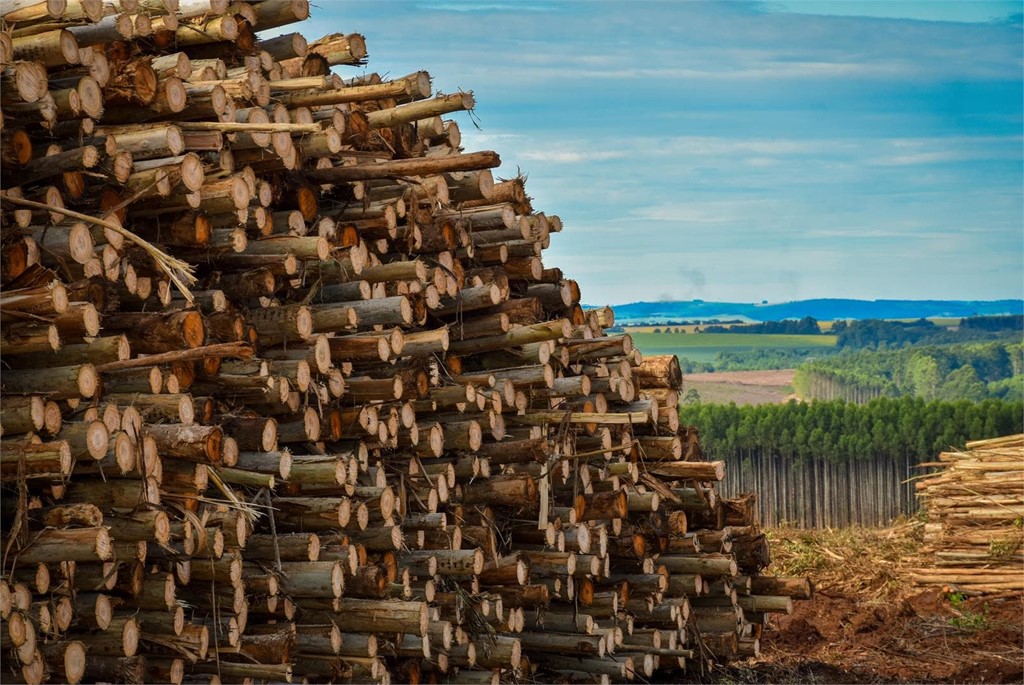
[599,299,1024,324]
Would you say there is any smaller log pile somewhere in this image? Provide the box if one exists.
[913,434,1024,596]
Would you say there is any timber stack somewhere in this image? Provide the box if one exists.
[0,1,810,682]
[913,434,1024,596]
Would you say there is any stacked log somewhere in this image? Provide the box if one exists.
[913,434,1024,596]
[0,1,809,682]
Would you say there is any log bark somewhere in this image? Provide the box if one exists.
[307,150,500,183]
[0,7,808,680]
[1,363,98,399]
[7,527,112,563]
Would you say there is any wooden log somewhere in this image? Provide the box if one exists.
[275,71,429,109]
[578,489,628,521]
[472,635,521,670]
[517,631,605,656]
[403,549,483,576]
[460,473,536,506]
[0,395,49,435]
[20,222,95,265]
[736,594,793,614]
[649,460,726,481]
[666,573,703,597]
[1,363,99,399]
[743,575,813,599]
[274,496,352,531]
[633,354,683,390]
[78,655,146,685]
[103,393,195,425]
[11,335,129,368]
[0,439,71,480]
[1,61,49,105]
[368,92,475,129]
[658,554,737,578]
[277,560,344,598]
[2,0,65,23]
[308,150,500,183]
[247,304,313,344]
[7,527,112,563]
[101,311,204,353]
[533,611,594,635]
[344,564,389,597]
[332,598,429,636]
[251,0,310,30]
[38,640,87,685]
[13,145,100,187]
[32,503,102,529]
[65,14,134,47]
[144,423,221,464]
[303,31,367,66]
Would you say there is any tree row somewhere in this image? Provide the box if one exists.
[793,341,1023,403]
[679,396,1023,466]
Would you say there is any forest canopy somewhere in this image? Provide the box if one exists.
[703,316,822,335]
[679,396,1023,465]
[792,341,1023,402]
[831,315,1022,349]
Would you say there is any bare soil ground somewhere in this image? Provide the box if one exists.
[684,369,797,406]
[715,525,1024,683]
[754,589,1024,683]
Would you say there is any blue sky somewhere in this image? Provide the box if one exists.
[290,1,1022,305]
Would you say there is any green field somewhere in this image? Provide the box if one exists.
[628,332,837,364]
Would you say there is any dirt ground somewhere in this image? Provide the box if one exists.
[747,588,1024,683]
[717,525,1024,684]
[684,369,797,405]
[687,370,798,386]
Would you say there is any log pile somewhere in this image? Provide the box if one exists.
[0,1,810,682]
[913,434,1024,596]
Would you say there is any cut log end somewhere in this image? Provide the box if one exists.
[181,311,205,348]
[77,364,99,398]
[84,420,108,459]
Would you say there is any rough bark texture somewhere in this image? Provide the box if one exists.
[0,4,809,683]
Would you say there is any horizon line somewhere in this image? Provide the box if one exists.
[591,296,1024,305]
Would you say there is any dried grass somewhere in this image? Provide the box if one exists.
[765,519,924,602]
[723,523,1024,684]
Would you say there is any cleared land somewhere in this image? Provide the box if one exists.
[629,331,837,364]
[627,318,961,333]
[684,369,796,405]
[721,525,1024,684]
[627,324,709,333]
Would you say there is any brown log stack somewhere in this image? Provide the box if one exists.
[0,2,809,682]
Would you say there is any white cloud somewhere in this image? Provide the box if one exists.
[867,136,1023,166]
[422,2,559,12]
[295,2,1023,301]
[632,199,784,224]
[742,157,783,167]
[518,149,627,164]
